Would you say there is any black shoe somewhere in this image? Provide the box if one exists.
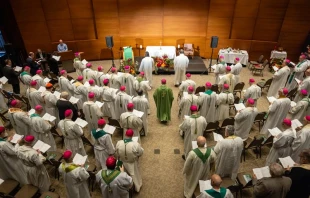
[175,85,179,87]
[182,155,185,160]
[49,188,55,192]
[161,120,167,124]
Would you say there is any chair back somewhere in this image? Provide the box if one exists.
[195,86,205,94]
[81,135,94,147]
[262,135,274,146]
[262,59,269,67]
[108,117,122,129]
[234,96,240,104]
[221,117,235,128]
[254,112,266,122]
[184,44,193,50]
[49,72,58,79]
[286,87,298,100]
[211,84,219,93]
[233,82,245,92]
[245,137,264,149]
[258,55,264,63]
[264,78,273,88]
[67,75,74,81]
[204,121,219,133]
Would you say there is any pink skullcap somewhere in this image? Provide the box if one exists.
[247,98,255,105]
[77,76,83,81]
[24,135,34,143]
[30,80,37,86]
[140,71,144,76]
[35,105,43,111]
[188,86,194,93]
[283,88,289,95]
[88,92,95,98]
[127,103,134,110]
[89,79,95,85]
[36,70,42,74]
[306,115,310,121]
[190,105,198,112]
[64,109,72,117]
[235,57,240,61]
[74,52,79,56]
[60,70,66,75]
[226,66,231,71]
[301,89,308,96]
[103,79,109,85]
[283,118,292,126]
[124,65,130,70]
[62,150,72,159]
[11,99,18,107]
[97,66,103,71]
[111,67,117,73]
[106,156,117,168]
[249,78,255,83]
[86,63,92,68]
[186,73,191,77]
[206,82,212,88]
[300,55,306,59]
[98,119,106,126]
[285,59,290,64]
[219,55,224,59]
[120,85,126,91]
[125,129,134,137]
[0,126,5,134]
[161,79,166,84]
[24,66,30,71]
[223,84,229,89]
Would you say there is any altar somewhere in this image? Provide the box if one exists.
[218,49,249,65]
[146,46,176,59]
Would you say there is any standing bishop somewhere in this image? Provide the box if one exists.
[179,86,199,119]
[291,116,310,162]
[96,66,108,86]
[118,65,136,96]
[100,79,117,118]
[109,67,121,89]
[216,84,234,121]
[231,57,242,84]
[286,55,309,91]
[139,51,154,86]
[218,66,236,93]
[73,76,88,110]
[288,89,310,122]
[198,82,217,122]
[214,55,227,84]
[294,69,310,102]
[26,80,45,110]
[133,72,151,101]
[20,66,32,86]
[32,70,46,88]
[133,90,150,135]
[244,78,261,106]
[120,103,143,140]
[178,73,196,99]
[73,52,85,76]
[83,92,103,132]
[114,86,132,119]
[82,62,96,82]
[59,70,75,97]
[174,49,189,86]
[8,100,31,136]
[42,83,59,124]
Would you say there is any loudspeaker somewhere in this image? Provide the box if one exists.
[105,36,114,48]
[210,36,218,48]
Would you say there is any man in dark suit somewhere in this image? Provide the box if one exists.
[26,52,40,75]
[2,59,20,94]
[35,49,46,59]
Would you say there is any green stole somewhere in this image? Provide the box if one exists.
[30,113,40,118]
[205,187,227,198]
[20,71,28,76]
[288,60,306,83]
[124,138,132,143]
[205,90,213,95]
[62,163,79,173]
[0,138,6,142]
[91,129,108,140]
[101,170,121,187]
[193,148,211,163]
[190,114,199,134]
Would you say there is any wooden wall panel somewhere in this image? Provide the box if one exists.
[67,0,93,18]
[93,0,118,18]
[47,20,74,42]
[234,0,260,18]
[10,0,45,22]
[72,19,96,40]
[164,0,208,16]
[231,18,256,40]
[209,0,236,18]
[253,18,283,41]
[119,0,163,16]
[206,17,232,39]
[41,0,71,20]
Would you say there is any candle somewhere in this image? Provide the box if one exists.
[140,45,142,49]
[178,44,180,49]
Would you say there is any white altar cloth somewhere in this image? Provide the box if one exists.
[270,50,287,59]
[218,49,249,65]
[146,46,176,59]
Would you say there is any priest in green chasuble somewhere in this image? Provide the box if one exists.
[153,79,174,122]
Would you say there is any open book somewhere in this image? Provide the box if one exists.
[69,96,79,104]
[82,59,88,65]
[272,66,279,71]
[268,127,282,136]
[10,134,24,144]
[28,109,35,115]
[0,76,8,84]
[192,141,207,149]
[52,55,61,61]
[234,103,245,111]
[199,180,212,192]
[133,109,144,118]
[267,96,277,103]
[183,92,188,98]
[103,124,116,135]
[32,140,51,153]
[38,86,46,93]
[295,78,301,84]
[42,113,56,122]
[73,153,88,165]
[253,166,271,180]
[132,137,139,142]
[279,156,295,168]
[213,132,224,142]
[211,65,216,70]
[53,91,61,99]
[75,118,88,128]
[43,78,51,83]
[14,66,23,72]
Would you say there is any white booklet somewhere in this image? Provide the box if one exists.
[0,76,8,84]
[292,119,302,129]
[268,127,282,136]
[133,109,144,118]
[234,103,245,111]
[14,66,23,72]
[32,75,41,81]
[192,141,207,149]
[43,77,51,83]
[0,178,4,185]
[10,134,24,144]
[95,101,104,108]
[75,118,88,128]
[272,66,279,71]
[279,156,295,168]
[295,78,301,84]
[213,132,224,142]
[199,180,212,192]
[70,79,75,84]
[253,166,271,180]
[38,86,46,93]
[184,115,190,119]
[73,153,88,165]
[82,59,88,65]
[132,137,139,142]
[28,109,35,115]
[103,124,116,135]
[291,101,296,107]
[183,92,188,98]
[52,55,61,61]
[211,65,216,70]
[199,92,204,96]
[84,81,90,87]
[42,113,56,122]
[267,96,277,103]
[69,96,79,104]
[32,140,51,153]
[53,91,61,99]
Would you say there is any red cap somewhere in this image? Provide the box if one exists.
[0,126,5,134]
[97,66,103,71]
[64,109,72,117]
[205,82,212,88]
[77,76,83,81]
[124,65,130,70]
[300,55,306,59]
[111,67,117,73]
[36,70,42,75]
[35,105,43,111]
[186,73,191,78]
[301,89,308,96]
[249,78,255,83]
[190,105,198,112]
[24,66,30,71]
[247,98,255,105]
[89,79,95,85]
[283,88,289,95]
[161,79,166,84]
[24,135,35,143]
[60,70,66,75]
[305,115,310,121]
[226,66,231,71]
[63,150,72,159]
[283,118,292,126]
[285,59,291,64]
[127,103,134,110]
[140,71,145,76]
[125,129,134,137]
[223,84,229,89]
[219,55,224,59]
[11,99,18,107]
[86,63,92,68]
[103,79,109,85]
[235,57,240,61]
[30,80,37,86]
[98,119,106,126]
[120,86,126,91]
[188,86,194,93]
[106,156,117,168]
[88,92,95,98]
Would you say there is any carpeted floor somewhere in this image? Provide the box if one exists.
[4,59,274,198]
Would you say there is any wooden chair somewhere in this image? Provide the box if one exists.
[21,96,31,111]
[219,117,235,135]
[81,135,95,155]
[50,127,64,148]
[257,78,273,93]
[0,179,20,196]
[195,86,205,95]
[222,177,240,198]
[252,59,269,76]
[203,121,219,137]
[286,87,298,101]
[248,55,264,69]
[46,151,63,180]
[67,75,74,81]
[229,96,240,114]
[211,84,219,94]
[261,135,274,149]
[233,82,245,97]
[242,137,264,162]
[236,172,253,197]
[253,112,267,132]
[40,192,60,198]
[1,90,14,101]
[0,109,12,129]
[184,44,194,59]
[108,118,123,137]
[14,184,39,198]
[87,164,97,191]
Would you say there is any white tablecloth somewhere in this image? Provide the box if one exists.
[270,50,287,59]
[146,46,176,59]
[218,49,249,65]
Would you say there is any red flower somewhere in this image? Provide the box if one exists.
[157,63,162,67]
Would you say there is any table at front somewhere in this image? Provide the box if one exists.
[218,49,249,65]
[146,46,176,59]
[270,50,287,59]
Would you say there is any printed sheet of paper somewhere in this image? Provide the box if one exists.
[290,101,297,107]
[279,156,295,168]
[0,76,8,84]
[183,92,188,98]
[32,140,51,153]
[103,124,116,135]
[69,96,79,104]
[31,75,41,81]
[253,166,271,180]
[42,113,56,122]
[295,78,301,84]
[75,118,88,128]
[53,91,61,99]
[73,153,88,165]
[10,134,24,144]
[292,119,302,129]
[95,101,104,108]
[213,132,224,142]
[14,66,23,72]
[234,103,246,111]
[28,109,35,115]
[268,127,282,136]
[52,55,61,61]
[84,81,90,87]
[267,96,277,103]
[199,180,212,192]
[81,59,88,65]
[133,109,144,118]
[184,115,190,119]
[211,65,216,70]
[272,66,279,71]
[0,178,4,185]
[43,78,51,83]
[38,86,46,93]
[132,137,139,142]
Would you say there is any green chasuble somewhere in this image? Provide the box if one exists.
[0,138,5,142]
[153,85,174,121]
[124,47,133,61]
[91,129,108,140]
[20,71,28,76]
[205,90,213,95]
[193,148,211,163]
[205,187,227,198]
[61,163,79,173]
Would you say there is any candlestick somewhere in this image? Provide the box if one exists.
[177,44,180,49]
[140,45,142,49]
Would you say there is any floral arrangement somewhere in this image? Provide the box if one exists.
[152,54,173,69]
[119,58,136,75]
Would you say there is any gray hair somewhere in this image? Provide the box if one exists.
[225,125,235,136]
[60,92,69,99]
[145,51,149,57]
[269,163,284,177]
[179,49,184,54]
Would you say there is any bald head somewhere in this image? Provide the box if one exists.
[211,174,222,189]
[197,136,206,147]
[60,92,69,99]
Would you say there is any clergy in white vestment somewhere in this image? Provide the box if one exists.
[73,54,85,76]
[8,100,31,136]
[214,125,243,179]
[82,62,97,82]
[87,79,101,101]
[179,86,199,119]
[214,55,227,84]
[174,49,189,86]
[114,86,132,119]
[26,80,45,110]
[120,103,143,140]
[118,65,136,96]
[178,73,197,99]
[261,88,292,134]
[59,70,75,97]
[266,118,295,166]
[15,135,51,192]
[20,66,32,86]
[234,98,258,140]
[116,129,144,192]
[286,55,309,91]
[29,105,56,151]
[294,69,310,102]
[133,90,150,136]
[73,76,88,110]
[244,78,261,106]
[179,105,207,158]
[32,70,46,89]
[109,67,121,90]
[91,119,115,169]
[42,83,59,124]
[96,66,108,86]
[198,82,217,122]
[0,126,28,185]
[216,84,234,121]
[218,66,236,93]
[139,51,154,86]
[133,72,151,102]
[231,57,242,84]
[96,156,133,198]
[100,79,117,118]
[288,89,310,121]
[183,136,216,198]
[291,116,310,162]
[58,150,91,198]
[267,59,291,98]
[83,92,103,132]
[58,109,86,156]
[196,174,234,198]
